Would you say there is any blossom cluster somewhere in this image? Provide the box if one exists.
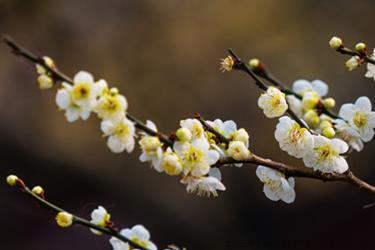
[329,36,375,81]
[255,78,374,171]
[35,61,254,197]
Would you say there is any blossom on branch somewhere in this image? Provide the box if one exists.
[109,225,157,250]
[258,86,288,118]
[302,136,349,174]
[101,118,136,153]
[90,206,111,235]
[256,166,295,204]
[274,116,313,158]
[339,96,375,142]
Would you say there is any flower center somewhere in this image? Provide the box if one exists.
[353,111,368,128]
[186,147,204,164]
[115,123,130,137]
[264,177,281,190]
[72,83,90,100]
[288,124,305,143]
[315,143,338,162]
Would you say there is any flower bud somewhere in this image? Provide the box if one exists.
[355,42,366,53]
[56,212,74,227]
[302,92,320,110]
[162,153,183,176]
[176,127,192,142]
[304,110,320,127]
[109,87,119,96]
[319,120,332,131]
[43,56,55,69]
[141,136,161,152]
[32,186,44,196]
[329,36,343,49]
[322,126,336,138]
[6,175,18,186]
[345,56,360,71]
[249,58,260,69]
[37,75,53,90]
[227,141,250,161]
[232,128,249,147]
[323,97,336,109]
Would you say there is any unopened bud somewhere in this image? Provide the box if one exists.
[329,36,343,49]
[355,42,367,53]
[32,186,44,196]
[56,212,74,228]
[323,97,336,109]
[176,127,192,142]
[304,110,320,127]
[109,87,119,96]
[322,126,336,138]
[6,175,18,186]
[249,58,261,70]
[37,75,53,90]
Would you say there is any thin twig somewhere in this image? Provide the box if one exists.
[3,35,173,147]
[227,49,312,131]
[10,180,151,250]
[336,47,375,65]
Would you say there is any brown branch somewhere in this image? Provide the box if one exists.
[336,46,375,65]
[196,115,375,194]
[3,35,173,147]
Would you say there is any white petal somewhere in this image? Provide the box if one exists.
[109,237,129,250]
[101,120,114,135]
[65,109,79,123]
[368,112,375,127]
[355,96,372,112]
[74,71,94,84]
[339,104,355,121]
[131,225,150,241]
[332,156,349,174]
[263,185,280,201]
[331,138,349,154]
[107,136,126,153]
[292,79,311,95]
[311,80,328,97]
[173,142,190,155]
[56,89,70,109]
[209,167,222,181]
[360,127,375,142]
[207,150,220,165]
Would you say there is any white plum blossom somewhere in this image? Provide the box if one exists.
[109,225,157,250]
[173,138,219,177]
[101,118,136,153]
[274,116,313,158]
[339,96,375,142]
[333,119,364,152]
[365,50,375,80]
[181,174,225,197]
[180,119,205,139]
[226,141,250,161]
[256,165,295,204]
[90,206,111,235]
[292,79,328,97]
[56,71,102,122]
[303,136,349,174]
[161,148,183,176]
[206,119,237,138]
[139,121,163,172]
[94,84,128,123]
[258,86,288,118]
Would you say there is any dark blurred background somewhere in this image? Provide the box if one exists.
[1,0,375,249]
